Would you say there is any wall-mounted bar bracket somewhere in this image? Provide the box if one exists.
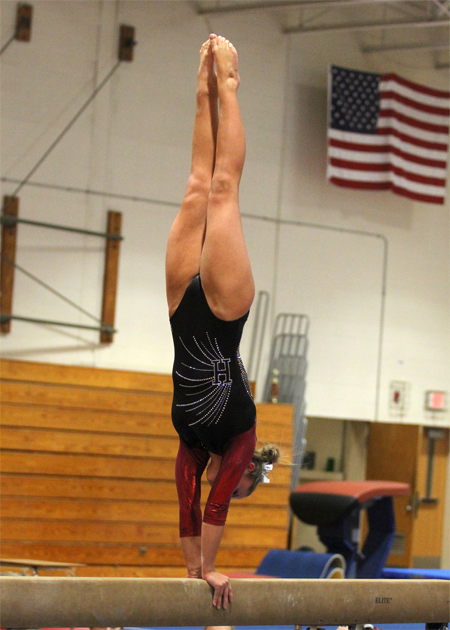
[16,4,33,41]
[0,197,123,341]
[100,211,122,344]
[0,313,115,335]
[0,214,123,241]
[0,196,19,333]
[118,25,136,62]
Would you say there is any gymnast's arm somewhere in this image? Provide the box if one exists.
[175,439,210,578]
[201,425,257,608]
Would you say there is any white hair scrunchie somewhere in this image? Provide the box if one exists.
[261,463,273,483]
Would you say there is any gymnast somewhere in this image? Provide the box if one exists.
[165,34,279,610]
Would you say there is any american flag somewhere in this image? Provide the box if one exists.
[327,65,450,205]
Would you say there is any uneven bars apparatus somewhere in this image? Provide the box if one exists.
[1,577,449,627]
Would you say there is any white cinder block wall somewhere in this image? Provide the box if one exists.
[1,1,449,564]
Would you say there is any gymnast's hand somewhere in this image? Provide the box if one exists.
[203,570,233,609]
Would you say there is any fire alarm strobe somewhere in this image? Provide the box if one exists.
[425,391,447,411]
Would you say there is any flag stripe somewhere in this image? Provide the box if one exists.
[329,176,445,204]
[382,73,450,102]
[329,138,447,168]
[329,158,446,186]
[380,95,449,124]
[328,146,447,173]
[391,184,444,205]
[329,176,391,190]
[380,89,450,117]
[330,158,391,172]
[380,78,450,109]
[377,123,448,152]
[380,90,450,117]
[328,165,446,195]
[329,128,449,154]
[379,109,449,134]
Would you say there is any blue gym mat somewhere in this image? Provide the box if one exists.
[382,567,450,580]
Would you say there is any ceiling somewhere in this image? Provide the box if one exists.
[193,1,450,69]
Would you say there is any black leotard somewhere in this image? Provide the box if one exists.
[170,275,256,454]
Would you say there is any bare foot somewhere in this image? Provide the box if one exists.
[210,34,240,91]
[198,38,217,98]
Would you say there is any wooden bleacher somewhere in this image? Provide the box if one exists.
[0,359,294,577]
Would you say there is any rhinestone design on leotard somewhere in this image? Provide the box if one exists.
[175,332,233,427]
[237,347,254,400]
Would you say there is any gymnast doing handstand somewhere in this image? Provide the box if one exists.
[165,35,279,610]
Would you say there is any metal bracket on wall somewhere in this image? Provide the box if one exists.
[0,3,33,55]
[16,3,33,42]
[118,25,136,62]
[0,196,123,343]
[423,427,446,502]
[0,196,19,333]
[100,210,122,343]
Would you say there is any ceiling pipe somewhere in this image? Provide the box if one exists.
[195,0,414,14]
[362,41,450,51]
[283,17,449,33]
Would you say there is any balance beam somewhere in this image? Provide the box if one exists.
[1,576,449,627]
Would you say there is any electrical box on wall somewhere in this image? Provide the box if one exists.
[389,380,409,414]
[425,391,447,412]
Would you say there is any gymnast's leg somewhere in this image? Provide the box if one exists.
[199,35,255,321]
[165,37,219,580]
[198,35,253,610]
[165,38,219,317]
